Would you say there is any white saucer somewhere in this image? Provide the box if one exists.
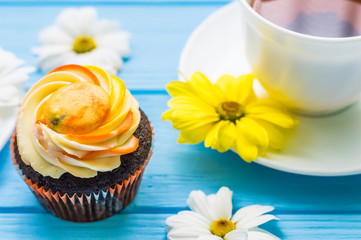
[179,1,361,176]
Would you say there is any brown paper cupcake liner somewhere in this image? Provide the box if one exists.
[10,132,152,222]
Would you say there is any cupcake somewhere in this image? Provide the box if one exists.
[11,64,152,222]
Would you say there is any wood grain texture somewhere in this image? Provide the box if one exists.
[0,5,222,91]
[0,213,360,240]
[0,0,231,4]
[0,1,360,239]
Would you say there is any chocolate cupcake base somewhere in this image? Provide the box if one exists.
[11,110,153,222]
[13,151,151,222]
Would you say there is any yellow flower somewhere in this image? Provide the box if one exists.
[163,72,298,162]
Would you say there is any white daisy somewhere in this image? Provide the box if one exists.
[166,187,280,240]
[0,48,34,107]
[32,7,131,74]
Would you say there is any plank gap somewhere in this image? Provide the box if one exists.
[3,206,361,216]
[130,90,168,95]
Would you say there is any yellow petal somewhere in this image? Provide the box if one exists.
[234,118,270,162]
[216,74,237,93]
[217,121,236,152]
[168,96,215,112]
[177,123,214,144]
[253,119,289,150]
[249,112,296,128]
[204,121,223,150]
[166,81,195,98]
[187,72,226,107]
[204,121,236,152]
[168,100,219,131]
[216,74,254,103]
[172,114,219,131]
[236,118,268,150]
[162,109,174,121]
[171,108,219,121]
[246,105,297,128]
[247,99,284,108]
[234,133,259,163]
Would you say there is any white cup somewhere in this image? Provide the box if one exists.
[239,0,361,115]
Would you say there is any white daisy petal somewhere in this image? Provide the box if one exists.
[0,86,21,106]
[38,26,73,44]
[75,8,98,35]
[97,31,131,56]
[0,48,33,107]
[0,66,35,85]
[207,187,233,220]
[37,53,75,73]
[166,211,212,229]
[94,19,119,36]
[34,7,130,73]
[166,188,279,240]
[166,211,212,239]
[64,52,95,66]
[55,8,82,36]
[224,228,248,240]
[33,45,72,57]
[168,226,210,239]
[168,238,197,240]
[64,49,121,75]
[197,235,223,240]
[231,205,276,228]
[88,49,123,74]
[168,238,198,240]
[242,214,279,229]
[187,190,214,220]
[248,228,280,240]
[57,7,97,36]
[0,49,24,76]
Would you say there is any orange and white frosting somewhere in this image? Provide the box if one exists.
[16,65,140,178]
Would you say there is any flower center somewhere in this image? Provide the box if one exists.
[210,219,236,238]
[73,37,96,54]
[217,101,244,121]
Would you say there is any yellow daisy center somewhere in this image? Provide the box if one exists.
[217,101,245,122]
[73,36,96,54]
[210,218,236,238]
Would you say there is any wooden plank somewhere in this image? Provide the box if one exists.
[276,214,361,239]
[0,0,230,5]
[2,94,361,215]
[0,213,360,239]
[0,4,223,90]
[0,1,356,239]
[0,213,167,240]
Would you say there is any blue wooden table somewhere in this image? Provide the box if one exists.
[1,0,361,239]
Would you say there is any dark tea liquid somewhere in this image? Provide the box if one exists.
[252,0,361,37]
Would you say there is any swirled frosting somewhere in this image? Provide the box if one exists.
[16,64,141,178]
